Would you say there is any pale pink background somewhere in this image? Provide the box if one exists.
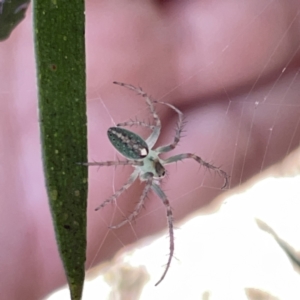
[1,1,300,299]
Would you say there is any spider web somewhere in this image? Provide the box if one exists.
[83,2,300,277]
[1,0,300,297]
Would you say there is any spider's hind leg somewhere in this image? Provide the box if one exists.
[113,81,161,149]
[80,160,142,168]
[117,119,155,131]
[155,101,185,154]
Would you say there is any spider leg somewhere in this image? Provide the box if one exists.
[95,169,139,211]
[117,120,155,130]
[110,175,153,229]
[113,81,161,149]
[163,153,229,189]
[155,101,185,153]
[151,182,174,286]
[79,159,143,167]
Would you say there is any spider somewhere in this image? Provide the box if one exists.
[83,81,229,286]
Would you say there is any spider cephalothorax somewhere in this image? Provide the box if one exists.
[83,82,229,285]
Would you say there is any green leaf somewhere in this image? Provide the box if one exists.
[0,0,30,41]
[33,0,87,299]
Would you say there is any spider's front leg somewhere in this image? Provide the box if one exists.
[95,169,139,211]
[111,171,175,286]
[110,175,153,229]
[163,153,229,189]
[151,181,175,286]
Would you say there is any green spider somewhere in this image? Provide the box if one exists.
[83,81,229,286]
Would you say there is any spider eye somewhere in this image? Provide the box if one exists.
[107,127,149,160]
[154,160,166,178]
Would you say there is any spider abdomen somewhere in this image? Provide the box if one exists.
[107,127,149,160]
